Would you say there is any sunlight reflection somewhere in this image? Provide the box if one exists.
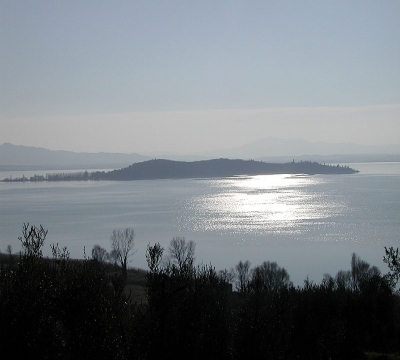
[215,175,318,223]
[178,175,347,237]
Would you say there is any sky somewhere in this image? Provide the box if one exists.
[1,1,399,154]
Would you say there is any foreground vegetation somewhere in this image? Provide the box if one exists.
[1,224,399,359]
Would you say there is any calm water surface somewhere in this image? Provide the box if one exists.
[1,162,399,286]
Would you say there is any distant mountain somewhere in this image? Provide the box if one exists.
[204,137,400,161]
[0,143,150,170]
[256,153,400,164]
[2,138,400,171]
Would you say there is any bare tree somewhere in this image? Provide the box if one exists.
[19,223,48,259]
[91,244,109,263]
[167,236,195,273]
[384,246,400,288]
[335,270,352,290]
[350,253,380,291]
[110,228,136,280]
[218,268,235,283]
[234,260,251,294]
[6,244,14,266]
[250,261,292,293]
[108,249,119,268]
[146,242,164,273]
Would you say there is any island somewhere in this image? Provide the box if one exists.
[1,159,359,182]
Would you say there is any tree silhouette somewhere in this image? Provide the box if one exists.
[250,261,292,293]
[383,246,400,288]
[91,244,109,263]
[234,260,251,294]
[110,228,136,281]
[166,236,195,274]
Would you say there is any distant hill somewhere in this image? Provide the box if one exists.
[255,153,400,164]
[204,137,400,161]
[0,143,150,170]
[1,159,359,182]
[2,138,399,171]
[90,159,358,181]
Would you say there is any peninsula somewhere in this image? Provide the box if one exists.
[2,159,358,182]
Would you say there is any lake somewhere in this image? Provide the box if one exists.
[1,162,399,286]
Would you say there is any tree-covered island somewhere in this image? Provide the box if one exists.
[2,158,358,182]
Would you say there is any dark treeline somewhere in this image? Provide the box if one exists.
[2,170,91,182]
[101,159,358,180]
[1,225,399,359]
[1,158,358,182]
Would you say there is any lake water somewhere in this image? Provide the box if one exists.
[1,162,399,286]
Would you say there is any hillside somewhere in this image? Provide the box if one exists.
[2,158,359,182]
[0,143,149,169]
[2,139,399,171]
[92,158,357,181]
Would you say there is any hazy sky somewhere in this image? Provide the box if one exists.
[1,1,399,154]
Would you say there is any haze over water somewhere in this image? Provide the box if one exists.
[1,162,399,286]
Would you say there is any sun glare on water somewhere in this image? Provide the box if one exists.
[217,175,324,221]
[179,174,340,237]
